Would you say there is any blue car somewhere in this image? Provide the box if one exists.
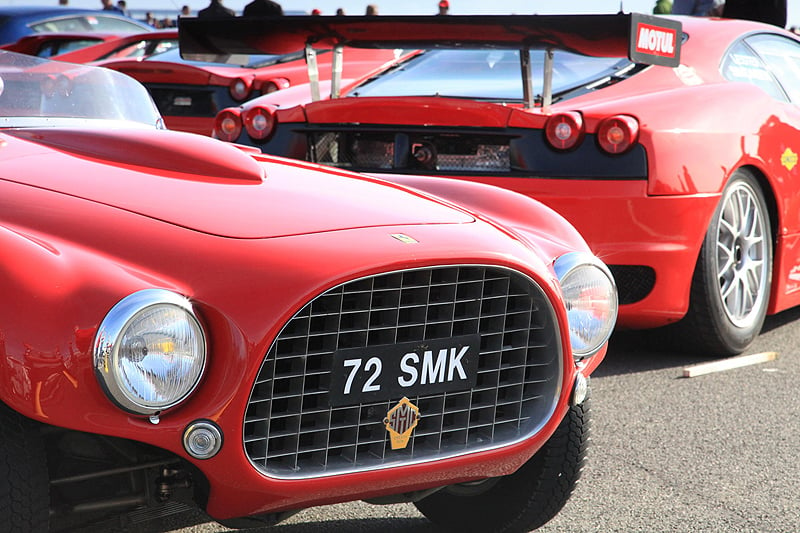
[0,7,151,46]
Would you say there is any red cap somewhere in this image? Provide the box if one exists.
[439,0,449,7]
[311,8,321,14]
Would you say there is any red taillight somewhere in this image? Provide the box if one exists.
[545,112,584,151]
[260,78,290,95]
[229,77,252,101]
[214,108,242,142]
[597,115,639,154]
[243,106,276,140]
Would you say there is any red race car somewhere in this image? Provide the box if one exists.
[98,45,404,136]
[199,13,800,356]
[0,50,616,532]
[1,29,177,62]
[0,31,123,57]
[52,29,178,63]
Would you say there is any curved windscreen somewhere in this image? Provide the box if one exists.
[0,50,162,127]
[350,49,632,102]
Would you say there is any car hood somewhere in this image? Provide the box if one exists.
[0,127,473,238]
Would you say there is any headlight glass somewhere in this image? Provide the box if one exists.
[554,252,618,359]
[94,289,206,415]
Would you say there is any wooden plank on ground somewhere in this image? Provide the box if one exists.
[682,351,779,378]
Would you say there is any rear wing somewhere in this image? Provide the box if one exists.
[179,14,681,108]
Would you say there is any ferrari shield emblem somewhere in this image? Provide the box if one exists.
[384,397,420,450]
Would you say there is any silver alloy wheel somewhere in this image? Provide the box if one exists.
[715,180,769,328]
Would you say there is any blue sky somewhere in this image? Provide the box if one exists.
[2,0,798,26]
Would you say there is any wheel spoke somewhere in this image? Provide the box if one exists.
[716,182,768,325]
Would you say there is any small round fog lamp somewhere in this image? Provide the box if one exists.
[572,372,589,406]
[183,421,223,460]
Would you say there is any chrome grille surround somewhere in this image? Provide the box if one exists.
[244,265,563,479]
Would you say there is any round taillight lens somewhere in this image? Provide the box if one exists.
[229,77,251,101]
[545,112,584,151]
[243,106,276,140]
[597,115,639,154]
[261,78,290,95]
[214,108,242,142]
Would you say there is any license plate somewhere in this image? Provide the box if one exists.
[329,334,481,407]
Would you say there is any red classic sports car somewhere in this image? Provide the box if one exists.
[0,50,616,531]
[196,13,800,356]
[98,45,403,136]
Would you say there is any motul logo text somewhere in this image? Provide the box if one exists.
[636,24,677,58]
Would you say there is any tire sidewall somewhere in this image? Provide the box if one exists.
[700,170,772,353]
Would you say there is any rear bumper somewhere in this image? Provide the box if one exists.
[441,177,721,328]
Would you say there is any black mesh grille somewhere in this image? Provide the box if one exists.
[310,131,511,172]
[243,266,563,479]
[608,265,655,305]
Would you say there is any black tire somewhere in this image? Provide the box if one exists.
[414,394,591,533]
[0,402,50,532]
[676,169,772,356]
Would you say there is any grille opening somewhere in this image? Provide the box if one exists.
[310,131,512,172]
[608,265,656,304]
[244,266,562,478]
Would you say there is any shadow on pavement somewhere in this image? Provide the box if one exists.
[594,305,800,378]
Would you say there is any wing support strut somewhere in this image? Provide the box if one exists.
[542,48,554,112]
[305,43,320,102]
[331,45,343,99]
[520,47,534,110]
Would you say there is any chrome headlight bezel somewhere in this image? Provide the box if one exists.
[93,289,207,415]
[554,252,618,360]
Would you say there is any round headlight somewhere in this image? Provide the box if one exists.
[94,289,206,415]
[554,252,618,359]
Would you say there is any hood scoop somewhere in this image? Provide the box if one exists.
[5,127,265,184]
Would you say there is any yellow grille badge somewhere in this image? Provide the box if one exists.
[384,397,420,450]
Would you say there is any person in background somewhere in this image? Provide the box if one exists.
[437,0,449,15]
[198,0,235,17]
[336,8,345,15]
[653,0,673,14]
[116,0,129,16]
[58,0,68,5]
[722,0,786,27]
[101,0,123,13]
[180,5,191,16]
[243,0,283,16]
[365,4,378,15]
[311,8,322,15]
[672,0,723,15]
